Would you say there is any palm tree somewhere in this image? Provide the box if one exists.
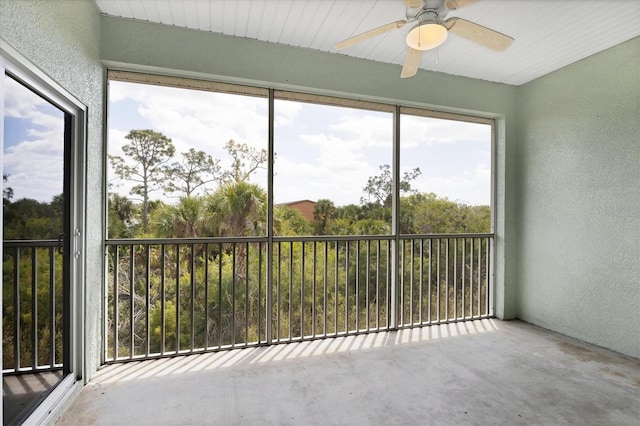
[206,181,267,278]
[206,181,266,238]
[313,199,335,235]
[151,197,212,238]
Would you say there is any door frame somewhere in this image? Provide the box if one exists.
[0,40,87,424]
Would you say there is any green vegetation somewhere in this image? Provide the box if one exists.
[2,175,64,369]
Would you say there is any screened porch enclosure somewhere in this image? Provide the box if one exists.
[103,72,495,363]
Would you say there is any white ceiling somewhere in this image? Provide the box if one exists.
[94,0,640,86]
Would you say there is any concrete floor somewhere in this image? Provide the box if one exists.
[57,319,639,425]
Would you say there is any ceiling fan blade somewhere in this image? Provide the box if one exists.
[334,20,407,50]
[403,0,425,8]
[401,48,423,78]
[445,17,514,51]
[444,0,478,10]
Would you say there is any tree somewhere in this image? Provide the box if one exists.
[361,164,421,207]
[109,130,175,232]
[2,197,61,239]
[207,181,267,237]
[275,206,312,236]
[166,148,220,198]
[3,174,13,206]
[406,193,490,234]
[151,197,212,238]
[313,199,335,235]
[221,139,267,184]
[108,193,136,238]
[206,182,267,280]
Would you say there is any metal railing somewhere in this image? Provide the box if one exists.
[2,240,64,374]
[104,234,493,363]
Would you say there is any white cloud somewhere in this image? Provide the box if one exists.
[3,77,65,202]
[111,82,268,153]
[274,100,302,127]
[329,113,393,149]
[413,161,491,205]
[274,154,374,206]
[4,136,65,202]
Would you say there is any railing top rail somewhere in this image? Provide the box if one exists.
[105,233,494,246]
[274,235,394,243]
[105,236,269,245]
[3,239,59,247]
[400,233,494,239]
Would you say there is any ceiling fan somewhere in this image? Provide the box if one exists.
[334,0,514,78]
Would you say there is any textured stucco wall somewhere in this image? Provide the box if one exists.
[516,37,640,357]
[100,16,520,320]
[0,0,105,377]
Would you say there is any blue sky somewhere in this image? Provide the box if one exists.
[108,80,491,207]
[3,75,65,203]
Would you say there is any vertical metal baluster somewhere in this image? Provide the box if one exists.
[129,244,135,358]
[289,242,293,341]
[190,243,196,352]
[301,241,305,339]
[477,238,482,317]
[50,246,56,366]
[146,245,151,357]
[323,241,328,337]
[218,243,222,349]
[176,245,181,353]
[445,239,449,321]
[470,238,474,318]
[204,244,209,349]
[232,243,236,347]
[312,241,317,337]
[410,239,414,325]
[399,239,404,326]
[366,240,370,331]
[484,238,491,317]
[454,238,458,320]
[355,240,360,332]
[419,239,423,324]
[113,246,119,360]
[334,240,338,336]
[436,239,441,322]
[245,241,249,345]
[376,240,380,330]
[427,239,432,323]
[258,242,263,343]
[161,244,166,355]
[345,240,349,333]
[32,247,38,369]
[386,240,391,328]
[277,242,281,341]
[462,238,466,319]
[14,247,20,370]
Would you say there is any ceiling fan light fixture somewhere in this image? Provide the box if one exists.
[406,22,448,51]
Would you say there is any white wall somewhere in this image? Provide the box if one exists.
[0,0,105,377]
[516,37,640,358]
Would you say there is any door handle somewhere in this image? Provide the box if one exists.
[57,233,64,255]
